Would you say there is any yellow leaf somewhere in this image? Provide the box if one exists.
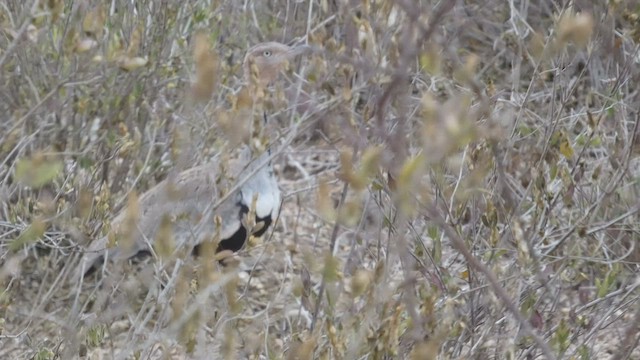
[559,132,574,159]
[337,199,361,227]
[342,86,352,101]
[351,270,372,297]
[419,48,441,75]
[460,270,469,281]
[397,153,425,189]
[322,252,339,282]
[358,146,383,179]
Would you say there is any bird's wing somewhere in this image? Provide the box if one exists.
[77,147,280,276]
[78,161,244,274]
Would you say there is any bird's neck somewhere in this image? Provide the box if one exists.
[263,111,273,161]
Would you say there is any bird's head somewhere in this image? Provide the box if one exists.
[243,42,310,89]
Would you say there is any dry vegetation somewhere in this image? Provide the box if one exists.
[1,0,640,359]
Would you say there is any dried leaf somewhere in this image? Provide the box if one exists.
[191,31,219,100]
[82,5,106,37]
[75,38,98,53]
[317,180,336,221]
[351,269,371,297]
[118,191,140,251]
[557,11,594,48]
[154,214,175,259]
[26,24,38,43]
[529,31,546,59]
[118,56,148,71]
[126,26,142,57]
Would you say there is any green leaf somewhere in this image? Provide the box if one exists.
[322,253,340,282]
[33,348,55,360]
[11,219,46,251]
[85,324,106,348]
[15,157,62,188]
[559,134,574,159]
[553,318,570,353]
[78,156,94,169]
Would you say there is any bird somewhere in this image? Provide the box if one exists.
[78,41,310,277]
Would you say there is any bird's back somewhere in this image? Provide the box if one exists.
[79,147,280,276]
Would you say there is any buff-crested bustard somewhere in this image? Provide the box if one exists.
[78,42,310,277]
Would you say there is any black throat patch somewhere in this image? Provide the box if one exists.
[192,201,274,256]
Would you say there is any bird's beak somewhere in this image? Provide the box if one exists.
[287,44,314,57]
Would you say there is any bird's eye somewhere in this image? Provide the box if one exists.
[262,50,272,57]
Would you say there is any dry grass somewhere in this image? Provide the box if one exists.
[1,1,640,359]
